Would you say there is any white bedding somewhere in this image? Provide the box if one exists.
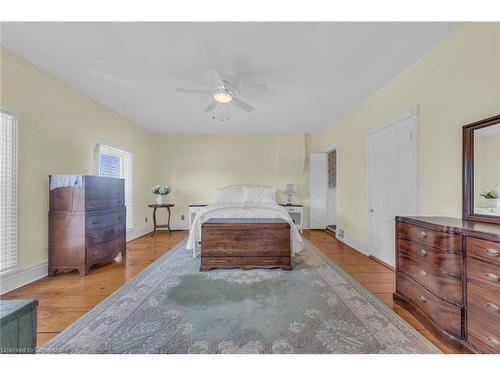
[187,202,304,257]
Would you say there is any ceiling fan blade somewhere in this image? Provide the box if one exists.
[175,88,211,94]
[213,70,225,89]
[231,97,254,112]
[240,83,267,93]
[204,100,218,112]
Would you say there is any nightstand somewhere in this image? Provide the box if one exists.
[188,204,208,228]
[280,204,304,233]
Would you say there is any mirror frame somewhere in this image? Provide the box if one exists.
[463,114,500,225]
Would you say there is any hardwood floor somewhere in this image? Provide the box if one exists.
[3,229,458,353]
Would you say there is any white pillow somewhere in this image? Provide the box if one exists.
[243,186,277,204]
[214,186,244,203]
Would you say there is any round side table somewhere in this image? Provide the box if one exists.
[148,204,175,236]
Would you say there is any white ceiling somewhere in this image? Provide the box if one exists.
[1,22,459,134]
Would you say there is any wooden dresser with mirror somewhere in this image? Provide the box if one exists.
[394,114,500,353]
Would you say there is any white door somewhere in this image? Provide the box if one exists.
[310,152,328,229]
[367,109,418,266]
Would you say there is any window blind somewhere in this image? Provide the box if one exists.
[0,110,18,272]
[97,144,133,231]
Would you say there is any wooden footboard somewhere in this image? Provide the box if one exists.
[200,218,292,271]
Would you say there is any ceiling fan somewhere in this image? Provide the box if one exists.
[174,71,266,113]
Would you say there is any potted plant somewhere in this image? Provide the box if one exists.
[151,185,171,205]
[479,189,500,209]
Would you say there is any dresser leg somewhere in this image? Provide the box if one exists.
[79,267,88,277]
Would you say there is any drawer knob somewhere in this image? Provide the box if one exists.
[420,270,427,277]
[418,295,427,303]
[418,231,427,239]
[419,249,428,257]
[487,337,500,349]
[485,248,500,257]
[485,273,500,282]
[486,302,500,313]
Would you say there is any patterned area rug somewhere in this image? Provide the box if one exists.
[40,239,439,354]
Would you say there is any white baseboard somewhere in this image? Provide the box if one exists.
[126,224,154,241]
[335,228,369,256]
[0,261,48,295]
[127,223,189,241]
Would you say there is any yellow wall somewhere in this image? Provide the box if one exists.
[2,22,500,269]
[1,47,308,268]
[156,133,308,229]
[308,23,500,247]
[1,47,158,267]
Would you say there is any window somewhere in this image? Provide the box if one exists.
[96,144,133,231]
[0,110,18,272]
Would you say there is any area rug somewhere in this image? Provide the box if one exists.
[40,239,439,354]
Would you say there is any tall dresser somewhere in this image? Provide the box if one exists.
[394,216,500,353]
[48,175,126,276]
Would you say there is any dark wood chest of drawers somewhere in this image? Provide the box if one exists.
[394,216,500,353]
[48,175,126,276]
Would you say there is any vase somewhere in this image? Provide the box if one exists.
[156,195,168,205]
[487,198,500,209]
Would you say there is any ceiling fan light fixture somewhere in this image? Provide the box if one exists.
[213,91,233,104]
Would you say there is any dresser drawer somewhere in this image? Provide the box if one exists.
[85,175,124,190]
[86,209,125,230]
[467,308,500,353]
[398,238,462,274]
[397,223,461,251]
[467,257,500,290]
[396,272,462,338]
[87,238,124,264]
[86,190,124,210]
[397,252,463,304]
[467,282,500,322]
[86,224,125,247]
[467,237,500,266]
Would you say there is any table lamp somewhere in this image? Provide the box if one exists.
[285,184,295,205]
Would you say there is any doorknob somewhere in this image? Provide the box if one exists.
[369,209,374,213]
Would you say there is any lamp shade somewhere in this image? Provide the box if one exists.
[285,184,295,194]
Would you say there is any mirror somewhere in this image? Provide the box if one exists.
[463,115,500,224]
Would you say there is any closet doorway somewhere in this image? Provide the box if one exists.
[367,106,419,267]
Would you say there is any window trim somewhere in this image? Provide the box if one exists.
[0,107,20,275]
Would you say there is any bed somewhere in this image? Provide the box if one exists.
[186,185,304,261]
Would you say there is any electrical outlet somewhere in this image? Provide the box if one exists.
[145,216,148,223]
[181,214,185,221]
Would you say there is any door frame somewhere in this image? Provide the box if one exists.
[366,104,420,257]
[321,143,340,233]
